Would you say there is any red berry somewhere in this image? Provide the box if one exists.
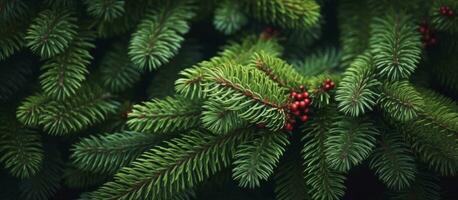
[300,115,309,122]
[290,103,298,111]
[325,78,332,84]
[304,98,311,106]
[299,101,306,108]
[293,111,301,116]
[330,81,335,88]
[303,108,310,113]
[302,91,309,98]
[289,118,296,124]
[324,84,332,90]
[285,123,293,131]
[299,85,305,91]
[291,92,297,98]
[295,94,303,100]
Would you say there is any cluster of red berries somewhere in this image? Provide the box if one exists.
[322,78,335,91]
[439,6,454,17]
[284,86,311,131]
[260,27,279,40]
[419,22,437,47]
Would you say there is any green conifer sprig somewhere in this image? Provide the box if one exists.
[233,131,289,188]
[84,0,125,22]
[26,9,78,58]
[128,0,195,70]
[370,12,422,81]
[127,96,202,133]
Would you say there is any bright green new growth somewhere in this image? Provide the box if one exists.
[26,10,78,58]
[128,1,195,71]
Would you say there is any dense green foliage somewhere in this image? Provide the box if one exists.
[0,0,457,200]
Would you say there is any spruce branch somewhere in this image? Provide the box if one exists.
[378,81,424,122]
[233,131,289,188]
[250,52,308,89]
[213,0,247,35]
[201,99,248,134]
[100,43,141,92]
[84,0,125,21]
[403,89,458,176]
[128,0,195,70]
[127,96,201,133]
[40,31,95,100]
[301,107,346,200]
[241,0,320,29]
[325,117,379,172]
[71,131,166,174]
[89,129,252,200]
[0,122,44,179]
[274,155,311,200]
[26,9,78,58]
[205,64,288,131]
[336,53,380,117]
[370,12,421,81]
[370,132,416,190]
[40,85,120,135]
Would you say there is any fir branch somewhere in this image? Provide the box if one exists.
[205,64,288,131]
[39,31,95,100]
[336,53,380,117]
[370,12,421,81]
[84,0,125,21]
[16,94,48,127]
[369,132,416,190]
[0,122,44,179]
[241,0,320,29]
[127,96,201,133]
[378,81,424,122]
[89,129,252,200]
[128,0,195,70]
[213,0,247,35]
[325,117,379,172]
[19,155,63,200]
[250,52,308,89]
[100,43,141,92]
[26,9,78,58]
[71,131,166,174]
[233,131,289,188]
[301,107,346,200]
[403,89,458,176]
[40,85,120,135]
[201,99,248,134]
[274,155,311,200]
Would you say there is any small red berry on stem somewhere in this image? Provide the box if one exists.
[285,123,293,131]
[300,115,309,122]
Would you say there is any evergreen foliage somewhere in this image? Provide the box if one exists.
[1,0,457,199]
